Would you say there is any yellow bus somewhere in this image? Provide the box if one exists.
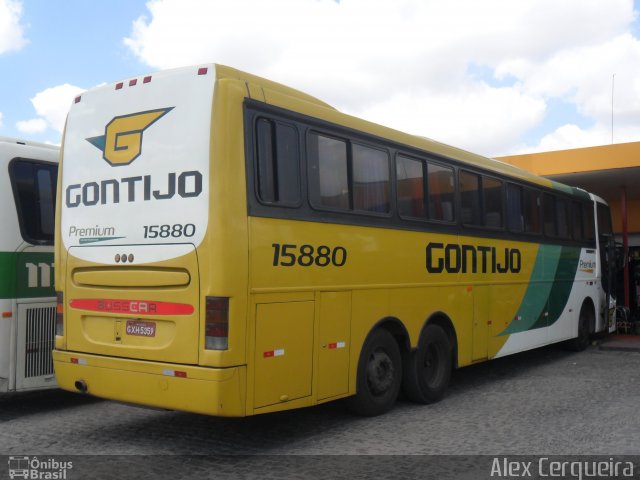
[53,64,614,417]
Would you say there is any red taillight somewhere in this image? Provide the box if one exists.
[56,291,64,336]
[198,67,208,75]
[205,296,229,350]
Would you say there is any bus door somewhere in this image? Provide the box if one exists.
[597,203,615,330]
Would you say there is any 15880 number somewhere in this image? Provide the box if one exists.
[272,243,347,267]
[143,223,195,239]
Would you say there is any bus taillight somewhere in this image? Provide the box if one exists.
[205,297,229,350]
[56,291,64,336]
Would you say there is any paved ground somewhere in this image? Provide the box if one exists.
[0,344,638,479]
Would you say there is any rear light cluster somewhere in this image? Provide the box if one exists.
[205,296,229,350]
[56,291,64,336]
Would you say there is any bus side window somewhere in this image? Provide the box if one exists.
[506,183,524,232]
[427,162,455,222]
[352,143,390,213]
[597,203,613,237]
[9,159,57,245]
[524,188,541,234]
[459,170,481,226]
[482,176,503,228]
[571,201,584,240]
[309,132,350,210]
[396,155,425,218]
[556,197,570,239]
[543,193,556,237]
[507,184,542,235]
[255,117,300,206]
[583,204,595,243]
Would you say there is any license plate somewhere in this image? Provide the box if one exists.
[125,320,156,337]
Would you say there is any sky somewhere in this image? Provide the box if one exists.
[1,0,640,158]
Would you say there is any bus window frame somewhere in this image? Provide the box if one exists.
[395,152,457,226]
[253,116,303,209]
[458,169,506,232]
[306,129,393,220]
[243,99,597,249]
[8,157,58,246]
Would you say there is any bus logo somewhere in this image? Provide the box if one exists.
[8,457,29,479]
[86,107,174,166]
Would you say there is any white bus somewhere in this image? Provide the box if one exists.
[0,137,59,392]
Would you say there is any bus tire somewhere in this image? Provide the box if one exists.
[402,323,452,404]
[568,302,592,351]
[346,328,402,416]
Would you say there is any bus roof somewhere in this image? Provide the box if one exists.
[213,65,585,197]
[75,63,586,199]
[0,136,59,151]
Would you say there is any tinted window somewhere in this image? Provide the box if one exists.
[543,193,556,236]
[507,184,541,234]
[396,155,424,218]
[523,188,541,234]
[506,184,524,232]
[310,133,349,210]
[571,201,584,240]
[256,118,300,205]
[352,144,390,213]
[483,177,503,228]
[556,198,570,238]
[427,163,455,222]
[597,203,613,236]
[10,159,58,245]
[584,203,595,242]
[460,171,481,226]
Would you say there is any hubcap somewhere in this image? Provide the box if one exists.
[424,341,443,386]
[366,349,394,395]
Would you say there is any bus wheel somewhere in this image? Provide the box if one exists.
[568,302,592,351]
[402,323,452,404]
[346,328,402,416]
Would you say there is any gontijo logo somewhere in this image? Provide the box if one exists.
[86,107,173,166]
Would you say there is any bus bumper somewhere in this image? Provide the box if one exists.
[52,350,246,417]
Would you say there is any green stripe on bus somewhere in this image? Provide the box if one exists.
[530,246,581,330]
[500,244,560,335]
[501,245,581,335]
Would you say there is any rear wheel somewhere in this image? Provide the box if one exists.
[346,328,402,416]
[402,323,452,404]
[568,302,593,351]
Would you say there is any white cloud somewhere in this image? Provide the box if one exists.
[0,0,26,54]
[21,83,85,134]
[16,117,47,134]
[123,0,640,156]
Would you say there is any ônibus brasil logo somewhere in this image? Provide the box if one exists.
[8,456,73,479]
[86,107,173,166]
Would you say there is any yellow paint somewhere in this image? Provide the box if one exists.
[53,350,246,417]
[253,301,314,408]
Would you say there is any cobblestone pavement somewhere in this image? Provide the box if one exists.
[0,345,638,479]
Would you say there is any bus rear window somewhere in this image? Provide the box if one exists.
[9,159,58,245]
[255,117,300,206]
